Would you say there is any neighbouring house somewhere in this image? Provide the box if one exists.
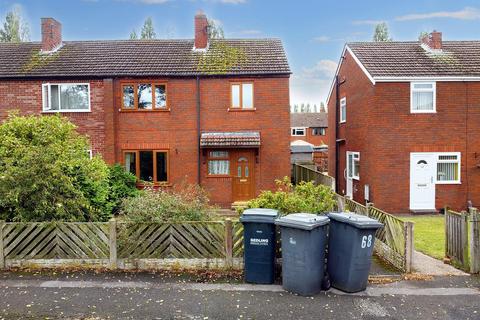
[290,112,328,171]
[327,31,480,214]
[0,13,291,208]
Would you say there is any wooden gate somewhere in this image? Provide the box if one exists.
[445,207,469,270]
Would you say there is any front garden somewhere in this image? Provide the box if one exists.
[401,215,444,260]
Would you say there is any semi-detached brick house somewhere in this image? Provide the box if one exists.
[328,31,480,214]
[0,13,291,208]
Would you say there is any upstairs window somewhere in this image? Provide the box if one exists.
[124,150,169,183]
[122,83,167,111]
[291,127,306,136]
[340,97,346,123]
[411,82,436,113]
[436,153,460,184]
[42,83,90,112]
[312,127,326,136]
[231,83,254,109]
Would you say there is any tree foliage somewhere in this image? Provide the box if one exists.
[130,17,156,40]
[0,114,138,222]
[418,31,429,41]
[0,8,30,42]
[245,177,336,215]
[207,19,224,39]
[373,22,392,42]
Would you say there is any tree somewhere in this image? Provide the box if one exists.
[130,17,156,40]
[319,102,326,113]
[418,31,429,41]
[207,19,224,39]
[141,17,156,39]
[0,8,30,42]
[0,114,122,222]
[373,22,392,42]
[313,104,318,113]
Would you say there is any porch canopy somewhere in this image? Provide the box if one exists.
[200,132,261,148]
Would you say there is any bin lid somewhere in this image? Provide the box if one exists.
[327,212,383,229]
[240,208,279,224]
[275,213,329,230]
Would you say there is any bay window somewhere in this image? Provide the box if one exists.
[124,150,169,183]
[42,83,90,112]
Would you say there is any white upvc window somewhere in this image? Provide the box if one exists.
[347,151,360,180]
[410,82,436,113]
[340,97,346,123]
[42,83,91,112]
[436,152,460,184]
[291,127,306,136]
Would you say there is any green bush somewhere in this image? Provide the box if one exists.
[119,184,213,222]
[105,164,139,215]
[0,113,112,222]
[245,177,336,215]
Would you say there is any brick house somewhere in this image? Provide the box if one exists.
[290,113,328,170]
[327,31,480,214]
[0,14,291,208]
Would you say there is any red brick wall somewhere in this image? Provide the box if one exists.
[0,76,290,207]
[328,50,480,213]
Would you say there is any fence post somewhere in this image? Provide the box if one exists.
[109,218,117,269]
[0,220,4,269]
[461,211,469,270]
[366,202,374,218]
[444,206,449,259]
[225,219,233,268]
[404,221,414,273]
[469,208,480,274]
[337,195,345,212]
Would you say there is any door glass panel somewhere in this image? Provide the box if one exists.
[347,154,353,178]
[245,166,249,178]
[237,166,242,177]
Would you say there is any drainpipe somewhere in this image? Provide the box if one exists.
[196,75,201,185]
[334,70,346,192]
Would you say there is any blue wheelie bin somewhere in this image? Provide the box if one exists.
[240,208,279,284]
[327,212,383,293]
[275,213,329,296]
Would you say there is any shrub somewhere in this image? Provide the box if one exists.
[119,184,213,222]
[105,164,139,215]
[0,113,111,222]
[245,177,336,215]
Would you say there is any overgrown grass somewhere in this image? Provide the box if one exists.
[400,215,444,260]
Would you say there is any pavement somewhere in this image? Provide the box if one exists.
[0,270,479,320]
[412,251,468,276]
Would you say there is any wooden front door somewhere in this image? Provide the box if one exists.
[232,151,255,201]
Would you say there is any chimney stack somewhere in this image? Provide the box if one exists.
[194,11,208,50]
[421,30,442,51]
[41,18,62,53]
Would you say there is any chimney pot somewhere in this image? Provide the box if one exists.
[41,18,62,53]
[194,12,208,50]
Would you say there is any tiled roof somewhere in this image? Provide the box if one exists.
[200,132,260,148]
[348,41,480,78]
[0,39,290,78]
[290,112,328,127]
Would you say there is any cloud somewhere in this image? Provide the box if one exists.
[290,60,338,105]
[396,7,480,21]
[312,36,330,43]
[352,19,384,25]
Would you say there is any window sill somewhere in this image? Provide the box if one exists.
[42,110,91,113]
[228,108,256,112]
[410,110,436,114]
[136,182,172,188]
[120,108,171,113]
[206,175,232,178]
[436,181,461,185]
[339,121,346,124]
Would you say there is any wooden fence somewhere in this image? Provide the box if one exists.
[0,219,244,270]
[292,163,335,191]
[340,196,414,273]
[445,207,480,273]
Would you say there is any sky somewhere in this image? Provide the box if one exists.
[1,0,480,107]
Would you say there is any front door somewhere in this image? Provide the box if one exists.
[345,151,353,198]
[410,153,436,210]
[232,151,255,201]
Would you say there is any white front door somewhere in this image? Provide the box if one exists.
[345,152,353,198]
[410,153,436,210]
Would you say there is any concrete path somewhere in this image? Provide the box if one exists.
[413,251,468,276]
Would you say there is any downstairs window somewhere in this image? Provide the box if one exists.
[124,150,169,183]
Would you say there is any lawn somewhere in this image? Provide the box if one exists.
[400,215,445,260]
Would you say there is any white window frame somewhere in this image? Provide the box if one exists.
[291,127,306,136]
[312,127,326,136]
[410,82,436,114]
[435,152,461,184]
[339,97,346,123]
[42,83,91,113]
